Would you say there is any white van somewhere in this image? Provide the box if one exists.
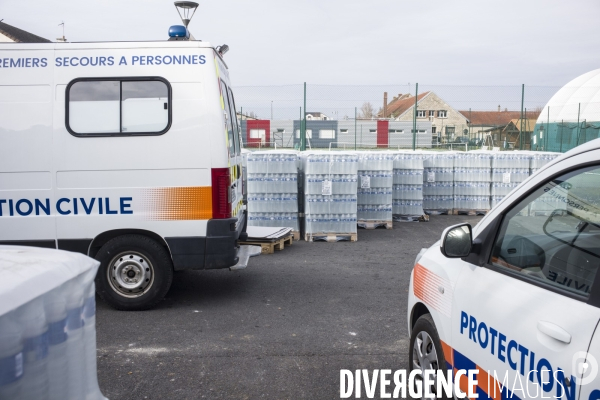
[407,139,600,398]
[0,38,248,310]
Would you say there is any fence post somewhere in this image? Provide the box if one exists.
[576,103,581,145]
[520,84,524,149]
[301,82,307,151]
[354,107,357,150]
[546,106,550,151]
[412,83,418,150]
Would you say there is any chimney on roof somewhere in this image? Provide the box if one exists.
[498,105,501,112]
[383,92,388,118]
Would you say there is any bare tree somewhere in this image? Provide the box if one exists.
[359,102,375,119]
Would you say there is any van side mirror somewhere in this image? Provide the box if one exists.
[440,223,473,258]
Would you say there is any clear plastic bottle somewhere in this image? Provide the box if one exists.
[16,296,49,400]
[44,283,68,400]
[65,278,85,400]
[0,311,24,399]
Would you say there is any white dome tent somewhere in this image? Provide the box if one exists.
[533,68,600,152]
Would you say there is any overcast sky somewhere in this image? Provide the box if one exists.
[1,0,599,87]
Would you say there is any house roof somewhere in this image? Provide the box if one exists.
[0,21,51,43]
[460,110,541,126]
[384,92,431,118]
[506,118,537,132]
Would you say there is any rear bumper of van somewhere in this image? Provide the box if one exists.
[165,210,247,271]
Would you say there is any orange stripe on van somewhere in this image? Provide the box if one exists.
[440,340,454,367]
[413,263,452,317]
[144,187,212,220]
[476,367,502,400]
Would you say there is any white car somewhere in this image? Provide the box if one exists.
[407,139,600,399]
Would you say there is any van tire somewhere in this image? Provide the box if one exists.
[95,234,173,311]
[409,314,451,399]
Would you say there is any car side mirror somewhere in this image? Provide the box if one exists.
[440,223,473,258]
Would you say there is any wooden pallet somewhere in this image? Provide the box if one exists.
[452,209,489,216]
[239,234,293,255]
[357,220,393,230]
[304,232,358,243]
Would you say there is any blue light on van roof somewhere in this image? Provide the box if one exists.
[168,25,189,39]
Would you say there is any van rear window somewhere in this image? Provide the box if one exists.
[66,77,171,136]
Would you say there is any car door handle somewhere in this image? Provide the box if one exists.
[537,321,571,344]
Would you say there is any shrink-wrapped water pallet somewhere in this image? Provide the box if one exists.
[453,152,492,214]
[0,246,107,400]
[392,152,425,221]
[490,152,531,208]
[302,152,358,242]
[356,152,394,229]
[422,152,455,214]
[529,152,562,215]
[246,151,300,233]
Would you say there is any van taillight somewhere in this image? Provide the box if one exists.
[211,168,231,219]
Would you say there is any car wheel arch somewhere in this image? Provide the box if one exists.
[410,302,431,333]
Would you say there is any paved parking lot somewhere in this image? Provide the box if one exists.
[96,215,482,399]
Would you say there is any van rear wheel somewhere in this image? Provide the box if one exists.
[95,235,173,311]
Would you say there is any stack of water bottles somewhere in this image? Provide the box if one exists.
[530,152,561,175]
[302,152,358,240]
[246,150,300,232]
[490,152,531,208]
[392,152,425,219]
[422,152,455,213]
[356,152,394,227]
[0,246,107,400]
[453,152,492,211]
[529,152,562,215]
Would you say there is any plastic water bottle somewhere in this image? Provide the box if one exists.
[16,296,49,400]
[0,311,24,399]
[44,284,69,400]
[66,278,85,400]
[82,274,105,400]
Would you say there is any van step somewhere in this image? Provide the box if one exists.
[230,245,261,271]
[357,220,393,230]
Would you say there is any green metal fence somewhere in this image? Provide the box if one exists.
[234,83,599,152]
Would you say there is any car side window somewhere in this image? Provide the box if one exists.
[490,165,600,299]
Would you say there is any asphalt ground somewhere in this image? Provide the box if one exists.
[96,214,482,400]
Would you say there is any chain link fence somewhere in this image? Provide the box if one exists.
[234,83,600,152]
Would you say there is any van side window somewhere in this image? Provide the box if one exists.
[227,87,241,155]
[490,165,600,299]
[67,78,171,136]
[219,80,236,157]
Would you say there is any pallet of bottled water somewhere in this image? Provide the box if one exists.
[392,152,425,220]
[422,152,456,214]
[0,246,107,400]
[357,152,394,228]
[453,152,492,212]
[302,152,359,241]
[530,152,561,175]
[247,150,300,232]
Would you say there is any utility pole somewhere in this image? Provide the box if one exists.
[57,22,67,42]
[412,83,418,150]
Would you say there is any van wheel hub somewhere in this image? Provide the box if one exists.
[108,252,154,297]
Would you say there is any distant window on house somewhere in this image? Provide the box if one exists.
[429,110,435,117]
[417,110,426,118]
[295,129,313,138]
[249,129,265,139]
[389,129,405,134]
[410,130,427,134]
[319,129,335,139]
[340,129,349,134]
[438,110,447,118]
[369,129,377,134]
[445,126,455,135]
[432,126,437,134]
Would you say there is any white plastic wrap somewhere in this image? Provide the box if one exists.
[0,246,107,400]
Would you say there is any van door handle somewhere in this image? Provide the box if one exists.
[537,321,571,344]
